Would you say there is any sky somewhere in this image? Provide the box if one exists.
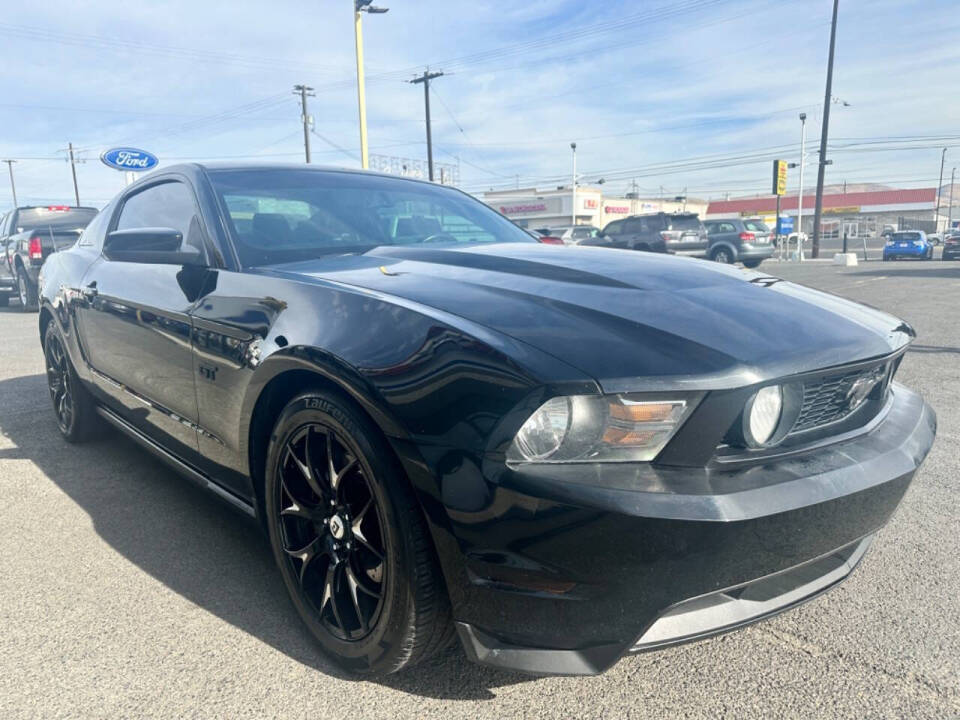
[1,0,959,209]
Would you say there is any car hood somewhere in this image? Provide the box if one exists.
[262,244,913,391]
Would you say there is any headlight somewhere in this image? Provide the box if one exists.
[512,396,571,460]
[507,394,699,463]
[743,385,783,447]
[885,240,894,246]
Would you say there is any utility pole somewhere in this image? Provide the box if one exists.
[294,84,315,163]
[2,160,17,207]
[354,1,388,170]
[935,147,947,231]
[68,143,80,206]
[410,69,444,181]
[948,167,956,234]
[812,0,840,259]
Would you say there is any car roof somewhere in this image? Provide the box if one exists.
[173,161,434,184]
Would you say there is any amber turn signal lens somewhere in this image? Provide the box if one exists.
[601,427,664,446]
[607,401,678,424]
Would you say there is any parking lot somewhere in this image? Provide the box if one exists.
[0,259,957,719]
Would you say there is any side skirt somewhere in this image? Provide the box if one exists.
[96,405,256,519]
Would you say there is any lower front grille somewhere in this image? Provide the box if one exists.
[791,362,891,434]
[631,536,873,652]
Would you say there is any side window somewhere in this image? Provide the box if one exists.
[116,181,204,253]
[624,218,644,234]
[78,205,112,248]
[718,222,736,233]
[605,220,623,235]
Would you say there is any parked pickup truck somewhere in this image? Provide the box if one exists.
[0,205,98,310]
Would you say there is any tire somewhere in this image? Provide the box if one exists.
[264,389,453,675]
[711,246,735,264]
[43,322,103,443]
[16,267,38,312]
[743,259,763,269]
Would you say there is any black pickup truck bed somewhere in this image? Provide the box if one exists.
[0,206,98,310]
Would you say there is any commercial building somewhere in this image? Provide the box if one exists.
[482,187,708,230]
[705,188,940,237]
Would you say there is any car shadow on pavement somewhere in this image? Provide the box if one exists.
[0,373,530,700]
[851,266,960,279]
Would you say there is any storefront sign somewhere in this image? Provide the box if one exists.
[823,206,861,215]
[500,203,547,215]
[772,160,788,196]
[583,198,599,209]
[604,205,630,214]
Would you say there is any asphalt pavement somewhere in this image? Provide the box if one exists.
[1,258,958,719]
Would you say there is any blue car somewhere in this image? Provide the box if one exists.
[883,230,934,261]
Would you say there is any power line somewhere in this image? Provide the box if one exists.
[0,21,359,75]
[310,129,360,162]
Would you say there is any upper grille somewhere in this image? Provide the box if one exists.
[791,362,890,434]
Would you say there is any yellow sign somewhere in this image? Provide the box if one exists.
[823,206,861,215]
[772,160,788,196]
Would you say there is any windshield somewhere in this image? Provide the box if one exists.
[14,207,97,234]
[209,169,536,267]
[666,215,701,231]
[743,220,770,233]
[892,232,921,242]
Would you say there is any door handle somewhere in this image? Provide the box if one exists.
[81,282,98,300]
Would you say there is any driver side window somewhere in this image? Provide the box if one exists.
[116,181,205,254]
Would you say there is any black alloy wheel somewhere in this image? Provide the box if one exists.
[43,322,101,442]
[276,423,387,641]
[265,390,453,674]
[45,329,74,435]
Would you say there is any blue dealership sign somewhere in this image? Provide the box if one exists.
[100,147,159,172]
[779,216,794,234]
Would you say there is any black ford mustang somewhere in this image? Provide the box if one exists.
[37,164,935,676]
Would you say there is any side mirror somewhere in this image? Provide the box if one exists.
[104,228,204,266]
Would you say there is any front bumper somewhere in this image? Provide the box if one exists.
[942,244,960,259]
[450,384,935,675]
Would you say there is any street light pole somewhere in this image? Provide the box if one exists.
[2,160,17,207]
[354,1,388,170]
[935,147,947,231]
[812,0,840,259]
[797,113,807,261]
[570,142,577,226]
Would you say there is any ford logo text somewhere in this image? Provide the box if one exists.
[100,147,159,172]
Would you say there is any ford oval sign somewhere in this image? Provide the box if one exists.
[100,147,159,172]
